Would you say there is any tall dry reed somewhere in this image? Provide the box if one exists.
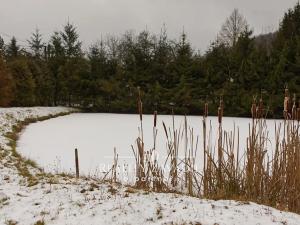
[129,87,300,214]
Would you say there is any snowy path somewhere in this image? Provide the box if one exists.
[0,107,299,225]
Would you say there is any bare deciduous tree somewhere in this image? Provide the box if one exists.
[218,8,248,46]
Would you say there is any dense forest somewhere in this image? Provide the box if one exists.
[1,4,300,117]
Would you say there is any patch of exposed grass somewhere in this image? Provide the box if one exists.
[34,220,45,225]
[5,220,18,225]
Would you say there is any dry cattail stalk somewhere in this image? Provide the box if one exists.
[162,121,168,139]
[217,96,224,191]
[137,87,144,144]
[184,115,188,188]
[135,137,146,188]
[203,102,208,194]
[153,111,158,150]
[133,87,146,188]
[137,88,143,122]
[112,147,118,183]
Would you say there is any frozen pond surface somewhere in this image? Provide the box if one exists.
[17,113,282,181]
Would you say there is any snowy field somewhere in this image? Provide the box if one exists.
[0,107,299,225]
[17,113,282,182]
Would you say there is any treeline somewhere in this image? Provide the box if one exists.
[1,4,300,117]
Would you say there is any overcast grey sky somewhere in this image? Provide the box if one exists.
[0,0,298,52]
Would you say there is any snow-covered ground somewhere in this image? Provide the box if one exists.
[0,107,300,225]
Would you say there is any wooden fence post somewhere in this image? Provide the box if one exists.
[75,148,79,178]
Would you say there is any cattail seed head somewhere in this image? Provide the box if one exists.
[283,88,290,119]
[154,111,157,127]
[137,87,143,121]
[139,102,143,121]
[218,106,222,124]
[204,102,208,118]
[284,97,289,112]
[284,97,289,119]
[162,121,168,139]
[218,97,224,124]
[285,87,289,97]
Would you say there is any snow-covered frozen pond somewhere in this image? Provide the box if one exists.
[17,113,282,181]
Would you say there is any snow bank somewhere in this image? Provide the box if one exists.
[0,107,299,225]
[2,179,300,225]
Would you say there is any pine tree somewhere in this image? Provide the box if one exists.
[279,3,300,41]
[61,22,82,58]
[88,41,108,79]
[172,32,193,93]
[50,32,65,57]
[152,25,172,86]
[28,29,44,59]
[48,31,66,105]
[59,22,84,105]
[6,37,19,58]
[134,30,155,88]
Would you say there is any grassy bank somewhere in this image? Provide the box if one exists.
[3,111,76,186]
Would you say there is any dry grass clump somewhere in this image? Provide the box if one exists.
[202,90,300,213]
[130,87,300,214]
[33,220,45,225]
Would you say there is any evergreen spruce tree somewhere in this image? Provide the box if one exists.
[152,25,172,87]
[6,37,19,58]
[48,31,66,105]
[170,32,194,111]
[60,22,84,106]
[28,29,44,59]
[61,22,82,58]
